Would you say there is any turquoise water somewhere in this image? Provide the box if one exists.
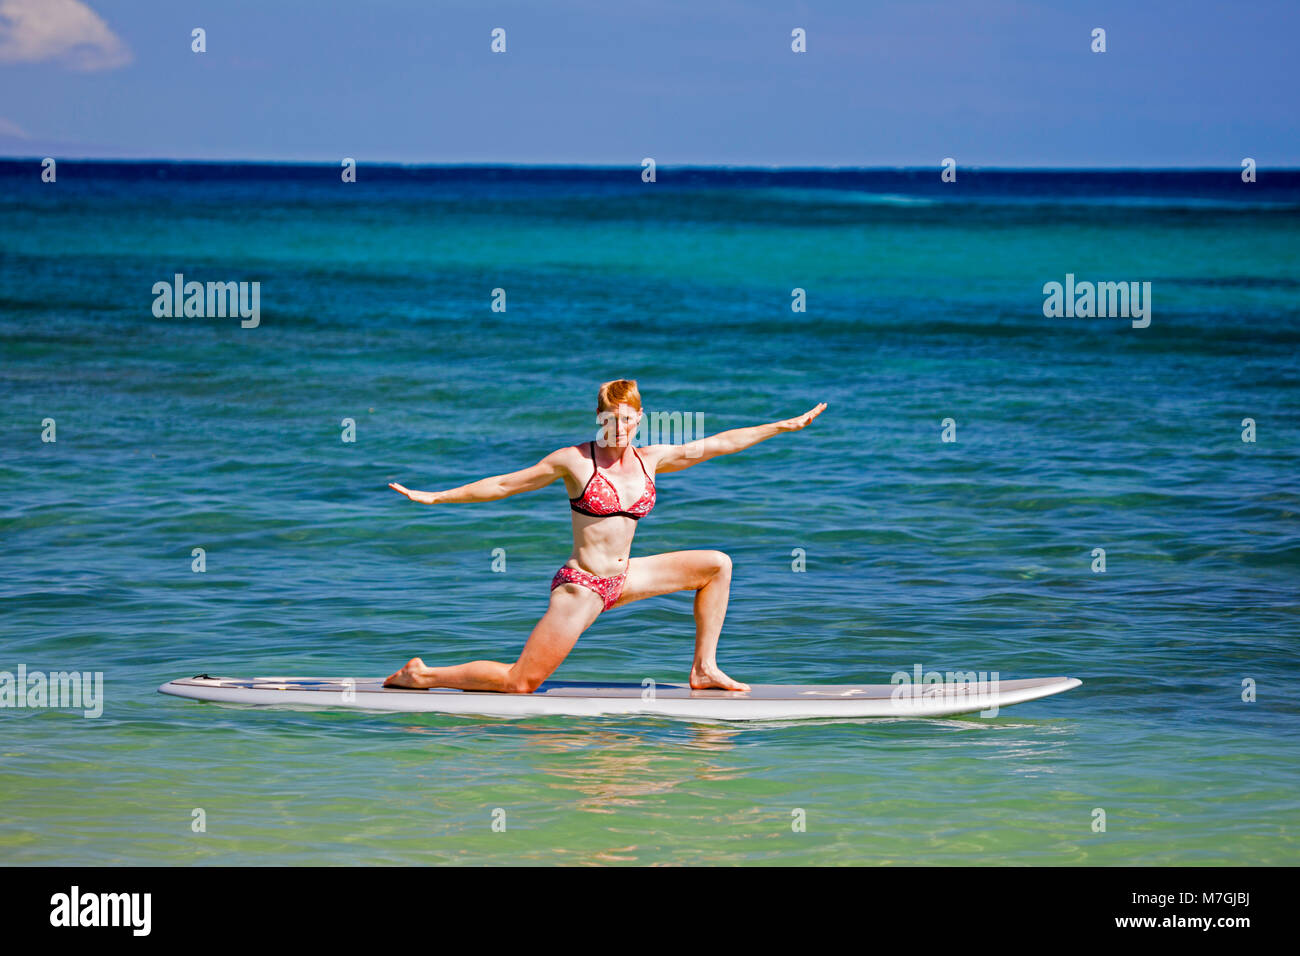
[1,164,1297,865]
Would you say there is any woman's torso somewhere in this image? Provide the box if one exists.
[560,442,656,577]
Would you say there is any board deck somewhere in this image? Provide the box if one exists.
[158,674,1082,720]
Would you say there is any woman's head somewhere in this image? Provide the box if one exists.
[596,379,642,448]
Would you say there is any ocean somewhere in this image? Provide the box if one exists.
[1,161,1297,864]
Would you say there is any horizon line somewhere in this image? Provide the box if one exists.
[1,155,1295,172]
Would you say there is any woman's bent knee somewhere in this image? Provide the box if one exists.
[504,665,545,694]
[504,676,540,694]
[693,551,732,590]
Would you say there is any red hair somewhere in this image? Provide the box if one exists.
[596,379,642,413]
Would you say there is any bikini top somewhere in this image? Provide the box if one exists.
[569,441,656,520]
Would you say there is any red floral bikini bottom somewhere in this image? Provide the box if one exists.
[550,564,627,612]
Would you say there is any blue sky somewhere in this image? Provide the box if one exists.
[0,0,1295,166]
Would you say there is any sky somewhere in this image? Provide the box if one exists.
[0,0,1295,167]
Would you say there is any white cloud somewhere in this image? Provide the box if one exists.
[0,0,131,71]
[0,115,30,137]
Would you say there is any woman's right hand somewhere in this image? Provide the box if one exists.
[389,482,440,505]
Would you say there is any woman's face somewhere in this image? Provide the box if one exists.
[599,403,641,448]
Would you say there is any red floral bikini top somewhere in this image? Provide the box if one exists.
[569,441,656,520]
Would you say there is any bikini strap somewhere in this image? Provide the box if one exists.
[631,444,652,481]
[570,441,599,502]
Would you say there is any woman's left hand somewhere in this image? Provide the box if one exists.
[779,402,827,432]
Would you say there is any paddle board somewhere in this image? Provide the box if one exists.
[158,674,1082,720]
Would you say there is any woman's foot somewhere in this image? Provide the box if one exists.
[689,663,751,692]
[384,657,435,688]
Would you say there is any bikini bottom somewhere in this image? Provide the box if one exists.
[550,564,627,612]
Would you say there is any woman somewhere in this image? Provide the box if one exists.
[385,379,826,693]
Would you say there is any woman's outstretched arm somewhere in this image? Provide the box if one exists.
[389,449,568,504]
[650,402,826,474]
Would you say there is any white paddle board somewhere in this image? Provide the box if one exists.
[159,674,1082,720]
